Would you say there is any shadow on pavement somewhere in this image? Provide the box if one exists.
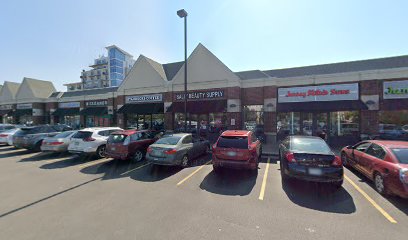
[282,178,356,214]
[0,149,32,158]
[185,153,212,168]
[199,169,257,196]
[346,166,408,216]
[0,145,16,151]
[19,152,70,162]
[130,164,182,182]
[40,155,92,169]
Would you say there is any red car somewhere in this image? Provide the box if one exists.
[341,140,408,198]
[212,130,262,172]
[105,130,161,162]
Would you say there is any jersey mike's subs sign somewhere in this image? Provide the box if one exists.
[278,83,359,103]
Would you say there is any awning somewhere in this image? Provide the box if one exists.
[0,110,13,116]
[52,108,80,116]
[166,100,227,114]
[277,100,368,112]
[13,109,32,117]
[381,99,408,111]
[80,107,108,116]
[117,103,164,114]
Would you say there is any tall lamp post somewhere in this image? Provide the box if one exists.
[177,9,188,132]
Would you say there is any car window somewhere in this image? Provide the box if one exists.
[155,136,181,145]
[108,134,127,143]
[54,131,74,138]
[251,133,257,143]
[391,148,408,164]
[290,138,332,154]
[130,133,140,141]
[354,142,371,152]
[365,144,386,160]
[217,136,248,149]
[72,131,93,139]
[182,135,192,144]
[140,132,150,140]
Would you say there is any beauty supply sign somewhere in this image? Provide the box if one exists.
[278,83,359,103]
[383,80,408,99]
[16,103,33,109]
[174,90,225,101]
[126,94,163,104]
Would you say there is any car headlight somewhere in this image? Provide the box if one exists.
[399,168,408,184]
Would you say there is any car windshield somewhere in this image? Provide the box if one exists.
[155,136,181,145]
[217,136,248,149]
[72,131,92,139]
[1,128,18,134]
[108,134,127,143]
[291,138,332,154]
[54,131,74,138]
[391,148,408,164]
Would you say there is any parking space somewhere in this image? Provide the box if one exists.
[0,145,407,240]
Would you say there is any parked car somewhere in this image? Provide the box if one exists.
[13,125,63,151]
[341,140,408,198]
[279,136,343,188]
[0,128,20,145]
[40,131,77,153]
[105,130,161,162]
[146,133,210,167]
[254,124,266,143]
[0,124,16,133]
[373,124,408,141]
[68,127,123,158]
[212,130,262,172]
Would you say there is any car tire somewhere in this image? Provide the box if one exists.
[33,141,42,152]
[374,172,387,195]
[131,150,144,162]
[96,145,106,159]
[341,152,349,167]
[180,155,189,168]
[333,180,343,189]
[280,160,288,180]
[213,165,221,174]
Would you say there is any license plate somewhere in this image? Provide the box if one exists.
[308,168,322,176]
[227,151,237,157]
[111,147,116,151]
[153,158,159,161]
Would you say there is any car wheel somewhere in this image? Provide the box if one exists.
[96,145,106,159]
[333,180,343,189]
[213,165,221,174]
[34,141,42,152]
[132,150,144,162]
[280,160,288,180]
[341,152,349,167]
[374,173,387,195]
[180,155,189,168]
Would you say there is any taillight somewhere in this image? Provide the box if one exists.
[164,149,177,155]
[212,144,217,153]
[285,152,296,163]
[0,134,8,137]
[49,142,64,146]
[399,168,408,184]
[147,147,153,153]
[83,137,96,142]
[332,156,342,167]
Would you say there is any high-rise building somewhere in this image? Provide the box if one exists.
[64,45,135,91]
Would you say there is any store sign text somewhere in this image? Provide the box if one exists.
[0,104,13,110]
[86,100,108,107]
[278,83,359,103]
[383,80,408,99]
[126,94,163,103]
[17,103,33,109]
[175,90,225,101]
[58,102,80,108]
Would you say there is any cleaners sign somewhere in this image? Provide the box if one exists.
[383,80,408,99]
[278,83,359,103]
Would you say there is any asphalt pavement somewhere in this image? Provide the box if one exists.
[0,145,407,240]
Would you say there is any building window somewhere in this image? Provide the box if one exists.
[243,105,264,130]
[277,112,300,137]
[379,110,408,134]
[329,111,359,136]
[62,115,81,129]
[126,114,164,130]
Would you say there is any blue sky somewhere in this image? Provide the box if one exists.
[1,0,408,91]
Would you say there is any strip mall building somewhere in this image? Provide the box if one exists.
[1,44,408,146]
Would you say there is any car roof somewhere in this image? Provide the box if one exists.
[80,127,121,132]
[111,129,150,135]
[221,130,251,136]
[289,135,324,140]
[163,133,190,137]
[370,140,408,149]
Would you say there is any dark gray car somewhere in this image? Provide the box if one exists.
[13,125,69,151]
[146,133,210,167]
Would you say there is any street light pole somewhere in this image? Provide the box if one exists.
[177,9,188,133]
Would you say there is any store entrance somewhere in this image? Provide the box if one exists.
[300,112,328,138]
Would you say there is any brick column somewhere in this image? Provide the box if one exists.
[227,112,241,130]
[117,113,125,129]
[361,110,379,135]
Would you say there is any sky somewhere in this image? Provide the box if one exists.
[1,0,408,91]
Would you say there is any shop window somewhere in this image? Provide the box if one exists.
[329,111,359,136]
[277,112,300,138]
[62,115,81,129]
[379,110,408,132]
[243,105,264,131]
[127,114,164,130]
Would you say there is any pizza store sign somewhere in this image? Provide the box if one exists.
[383,80,408,99]
[175,90,225,101]
[278,83,359,103]
[126,94,163,103]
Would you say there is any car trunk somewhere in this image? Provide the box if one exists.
[149,145,175,158]
[293,153,335,167]
[214,136,250,161]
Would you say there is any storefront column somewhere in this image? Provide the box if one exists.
[164,112,173,131]
[32,116,45,125]
[361,110,379,135]
[226,112,241,130]
[117,113,125,129]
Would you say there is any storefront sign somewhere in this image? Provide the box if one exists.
[126,94,163,103]
[58,102,80,108]
[16,103,33,109]
[86,100,108,107]
[175,90,225,101]
[278,83,359,103]
[383,80,408,99]
[0,104,13,110]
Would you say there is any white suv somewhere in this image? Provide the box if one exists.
[68,127,123,158]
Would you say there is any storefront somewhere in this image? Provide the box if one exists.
[81,100,111,127]
[53,102,81,129]
[168,89,228,133]
[15,103,33,124]
[0,104,15,124]
[118,94,165,130]
[276,83,366,145]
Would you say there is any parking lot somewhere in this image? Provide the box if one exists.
[0,145,407,240]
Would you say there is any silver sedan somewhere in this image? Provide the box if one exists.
[41,131,77,153]
[146,133,210,167]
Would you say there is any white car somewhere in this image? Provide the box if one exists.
[0,128,20,146]
[68,127,123,158]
